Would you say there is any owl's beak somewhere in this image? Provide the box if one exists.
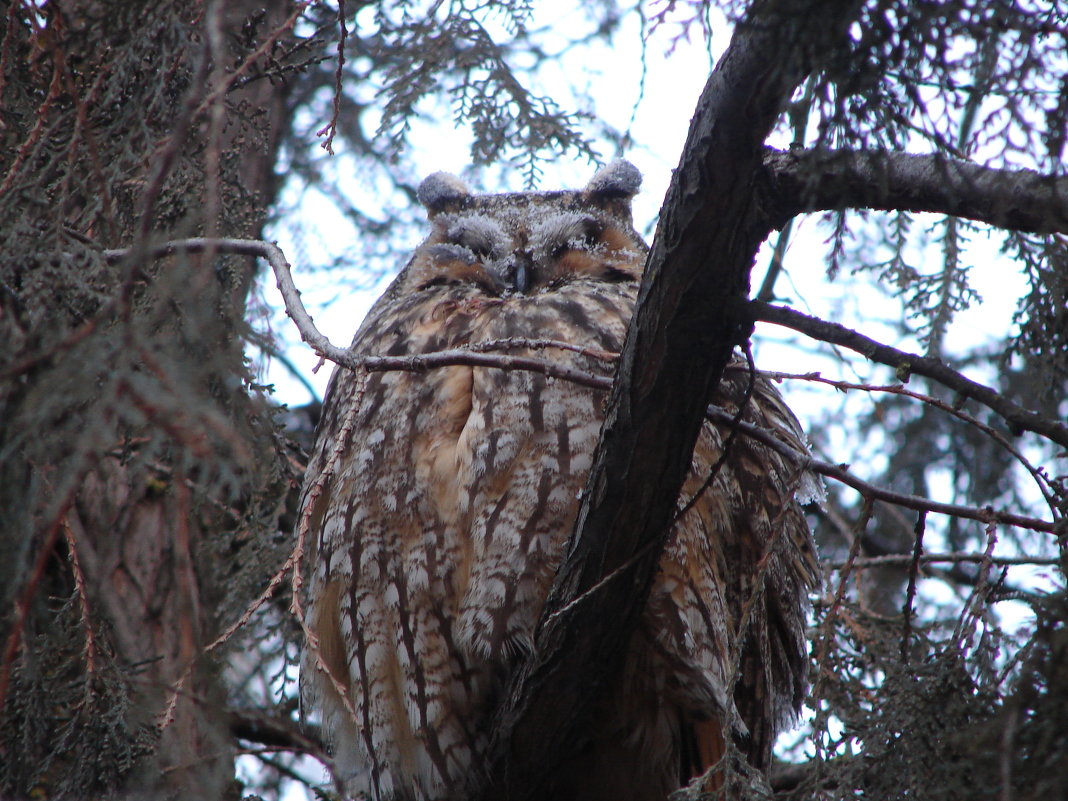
[512,261,531,294]
[499,251,533,294]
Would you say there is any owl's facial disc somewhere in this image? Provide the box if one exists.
[424,194,644,297]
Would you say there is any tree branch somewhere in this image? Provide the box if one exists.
[108,237,1059,533]
[758,370,1059,513]
[703,405,1054,533]
[228,708,324,755]
[106,238,614,389]
[111,229,1061,799]
[747,300,1068,450]
[763,148,1068,234]
[830,553,1061,569]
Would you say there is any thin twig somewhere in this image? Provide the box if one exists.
[464,337,618,363]
[749,300,1068,449]
[316,0,347,154]
[192,2,312,118]
[900,511,926,662]
[757,369,1059,515]
[105,238,616,391]
[62,516,99,679]
[812,498,872,723]
[703,404,1055,533]
[954,522,1001,648]
[829,552,1060,569]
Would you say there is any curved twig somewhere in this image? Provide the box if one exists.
[748,300,1068,450]
[758,369,1060,517]
[703,404,1055,533]
[104,239,1059,537]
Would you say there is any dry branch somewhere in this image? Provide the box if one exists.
[109,238,1058,539]
[106,236,1063,548]
[757,370,1059,513]
[830,553,1061,569]
[702,405,1054,532]
[106,239,616,389]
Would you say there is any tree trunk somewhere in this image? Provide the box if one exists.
[0,1,296,797]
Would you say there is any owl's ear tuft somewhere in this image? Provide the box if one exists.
[585,159,642,199]
[418,172,471,214]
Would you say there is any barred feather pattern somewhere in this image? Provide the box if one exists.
[298,162,820,801]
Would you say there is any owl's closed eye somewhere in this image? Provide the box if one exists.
[404,161,648,296]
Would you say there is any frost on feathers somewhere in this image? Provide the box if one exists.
[585,159,642,197]
[444,213,508,259]
[793,439,828,508]
[418,172,471,211]
[528,211,604,256]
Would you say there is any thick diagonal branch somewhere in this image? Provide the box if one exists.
[475,1,863,799]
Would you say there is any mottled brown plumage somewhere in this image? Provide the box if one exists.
[299,162,820,801]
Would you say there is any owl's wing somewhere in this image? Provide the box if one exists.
[654,361,821,776]
[453,279,635,659]
[298,280,499,798]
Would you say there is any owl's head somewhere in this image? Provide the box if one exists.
[403,161,648,296]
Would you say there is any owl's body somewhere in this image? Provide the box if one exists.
[299,162,819,801]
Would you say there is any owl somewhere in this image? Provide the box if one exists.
[298,161,820,801]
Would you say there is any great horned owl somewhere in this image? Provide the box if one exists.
[298,161,819,801]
